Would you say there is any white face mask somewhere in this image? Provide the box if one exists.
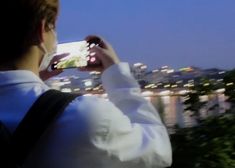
[39,30,58,71]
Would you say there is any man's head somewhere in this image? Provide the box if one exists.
[2,0,59,68]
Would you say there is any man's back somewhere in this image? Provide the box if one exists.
[0,63,172,168]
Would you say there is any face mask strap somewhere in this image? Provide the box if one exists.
[38,28,58,71]
[38,43,49,71]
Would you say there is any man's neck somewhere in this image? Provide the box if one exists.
[0,46,41,77]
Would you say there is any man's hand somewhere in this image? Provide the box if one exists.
[39,53,69,81]
[78,36,120,73]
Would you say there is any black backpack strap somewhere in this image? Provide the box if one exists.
[11,89,80,166]
[0,121,12,167]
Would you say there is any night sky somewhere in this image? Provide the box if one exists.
[57,0,235,70]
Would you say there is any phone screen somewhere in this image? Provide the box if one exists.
[51,41,101,70]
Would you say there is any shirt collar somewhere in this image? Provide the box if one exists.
[0,70,44,87]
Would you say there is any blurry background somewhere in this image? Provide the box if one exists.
[57,0,235,70]
[54,1,235,167]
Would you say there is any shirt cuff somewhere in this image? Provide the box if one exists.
[101,62,140,92]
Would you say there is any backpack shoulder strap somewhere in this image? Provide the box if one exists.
[0,121,12,162]
[11,89,80,166]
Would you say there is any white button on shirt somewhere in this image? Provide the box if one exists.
[0,63,172,168]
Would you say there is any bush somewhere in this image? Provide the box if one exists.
[169,113,235,168]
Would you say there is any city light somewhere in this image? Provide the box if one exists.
[203,83,210,86]
[74,88,80,92]
[140,65,147,70]
[164,84,171,88]
[162,66,169,69]
[178,90,189,95]
[85,87,92,91]
[83,94,93,97]
[144,84,156,89]
[90,71,101,75]
[166,69,174,74]
[226,82,234,86]
[159,90,171,96]
[171,85,178,88]
[141,91,154,97]
[219,71,226,74]
[179,67,193,72]
[83,80,93,87]
[176,80,183,84]
[61,88,72,93]
[152,69,159,73]
[216,88,225,93]
[199,95,208,102]
[184,84,194,88]
[45,51,230,98]
[133,63,143,67]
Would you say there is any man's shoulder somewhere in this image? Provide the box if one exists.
[50,93,122,137]
[54,95,103,124]
[64,95,101,113]
[45,95,99,137]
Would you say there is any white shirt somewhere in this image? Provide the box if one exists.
[0,63,172,168]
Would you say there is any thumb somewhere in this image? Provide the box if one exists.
[85,35,108,49]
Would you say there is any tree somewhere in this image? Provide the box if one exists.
[170,114,235,168]
[170,70,235,168]
[223,69,235,113]
[183,78,216,122]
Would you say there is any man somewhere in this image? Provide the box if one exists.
[0,0,172,167]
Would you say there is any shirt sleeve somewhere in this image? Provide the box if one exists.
[81,62,172,167]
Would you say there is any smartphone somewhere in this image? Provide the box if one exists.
[51,40,102,70]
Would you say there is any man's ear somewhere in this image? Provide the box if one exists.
[38,20,47,44]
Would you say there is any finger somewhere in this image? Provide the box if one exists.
[85,35,108,49]
[88,46,112,66]
[88,46,104,59]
